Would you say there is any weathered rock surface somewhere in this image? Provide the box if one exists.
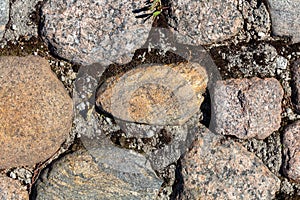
[212,77,283,139]
[96,62,208,126]
[267,0,300,43]
[41,0,152,66]
[0,0,9,39]
[0,56,73,169]
[168,0,243,45]
[291,59,300,113]
[3,0,40,42]
[33,139,162,200]
[283,121,300,183]
[0,175,28,200]
[176,128,280,200]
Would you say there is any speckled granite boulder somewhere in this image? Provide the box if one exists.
[176,129,280,200]
[41,0,152,66]
[291,59,300,114]
[283,121,300,183]
[0,175,28,200]
[0,56,73,169]
[168,0,243,45]
[0,0,9,39]
[212,77,283,139]
[96,62,208,126]
[267,0,300,43]
[33,139,162,200]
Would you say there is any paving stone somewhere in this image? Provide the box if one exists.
[168,0,243,45]
[41,0,152,66]
[176,128,280,200]
[267,0,300,43]
[283,120,300,183]
[0,56,73,169]
[0,0,9,39]
[33,138,163,200]
[3,0,41,42]
[212,77,283,139]
[0,175,28,200]
[96,62,208,126]
[291,59,300,114]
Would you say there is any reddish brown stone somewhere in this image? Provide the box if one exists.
[177,129,280,199]
[283,120,300,183]
[212,77,283,139]
[0,56,73,169]
[96,62,208,125]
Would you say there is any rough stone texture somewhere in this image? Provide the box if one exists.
[267,0,300,43]
[291,59,300,114]
[0,56,73,169]
[0,0,9,39]
[3,0,41,42]
[0,175,28,200]
[41,0,152,66]
[168,0,243,45]
[212,77,283,139]
[176,128,280,200]
[33,139,162,200]
[283,121,300,183]
[96,62,208,126]
[238,0,271,40]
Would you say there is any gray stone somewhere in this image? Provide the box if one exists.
[33,138,163,200]
[176,128,280,200]
[168,0,243,45]
[0,175,28,200]
[267,0,300,43]
[212,77,283,139]
[0,0,9,39]
[238,0,271,40]
[283,120,300,183]
[41,0,153,66]
[0,56,73,169]
[3,0,41,42]
[291,59,300,114]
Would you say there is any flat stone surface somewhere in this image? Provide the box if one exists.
[0,0,9,39]
[212,77,283,139]
[168,0,243,45]
[291,59,300,113]
[0,56,73,169]
[41,0,152,66]
[96,62,208,126]
[33,139,162,200]
[0,175,28,200]
[176,128,280,200]
[283,120,300,183]
[3,0,40,42]
[267,0,300,43]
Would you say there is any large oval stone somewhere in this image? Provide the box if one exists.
[0,56,73,169]
[96,62,208,125]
